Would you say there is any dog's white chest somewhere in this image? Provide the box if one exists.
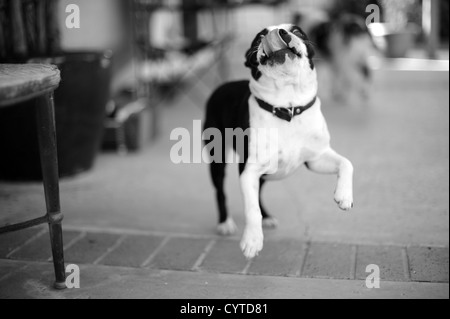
[248,98,330,180]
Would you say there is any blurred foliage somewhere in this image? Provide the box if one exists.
[329,0,422,27]
[382,0,417,31]
[328,0,449,42]
[329,0,384,19]
[130,0,288,8]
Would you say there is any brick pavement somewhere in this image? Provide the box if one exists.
[0,225,448,284]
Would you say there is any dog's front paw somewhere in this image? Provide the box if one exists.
[217,218,238,236]
[240,226,264,259]
[335,189,354,211]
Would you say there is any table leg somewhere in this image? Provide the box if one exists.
[36,92,66,290]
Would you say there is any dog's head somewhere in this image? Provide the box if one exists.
[245,24,316,81]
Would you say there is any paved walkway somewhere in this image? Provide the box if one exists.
[1,225,449,282]
[0,225,448,299]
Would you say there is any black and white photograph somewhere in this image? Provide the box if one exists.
[0,0,448,302]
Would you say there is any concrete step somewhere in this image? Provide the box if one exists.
[0,259,448,299]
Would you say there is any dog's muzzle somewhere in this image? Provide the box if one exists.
[261,29,300,65]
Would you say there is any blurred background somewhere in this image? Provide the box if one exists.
[0,0,448,254]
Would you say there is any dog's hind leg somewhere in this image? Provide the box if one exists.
[211,162,238,236]
[205,121,237,236]
[259,178,279,229]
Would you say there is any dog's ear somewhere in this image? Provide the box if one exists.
[309,22,332,58]
[306,41,315,59]
[305,40,316,70]
[244,47,258,69]
[292,25,316,69]
[245,28,268,80]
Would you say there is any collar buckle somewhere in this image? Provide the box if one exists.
[274,107,295,122]
[256,96,317,123]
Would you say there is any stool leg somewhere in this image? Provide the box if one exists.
[36,92,66,290]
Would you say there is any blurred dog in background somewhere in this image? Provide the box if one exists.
[294,12,377,106]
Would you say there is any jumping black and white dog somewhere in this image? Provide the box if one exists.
[204,24,354,259]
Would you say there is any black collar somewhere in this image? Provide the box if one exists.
[255,96,318,122]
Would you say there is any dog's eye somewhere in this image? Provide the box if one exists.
[292,29,305,38]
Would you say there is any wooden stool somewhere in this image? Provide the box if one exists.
[0,64,66,289]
